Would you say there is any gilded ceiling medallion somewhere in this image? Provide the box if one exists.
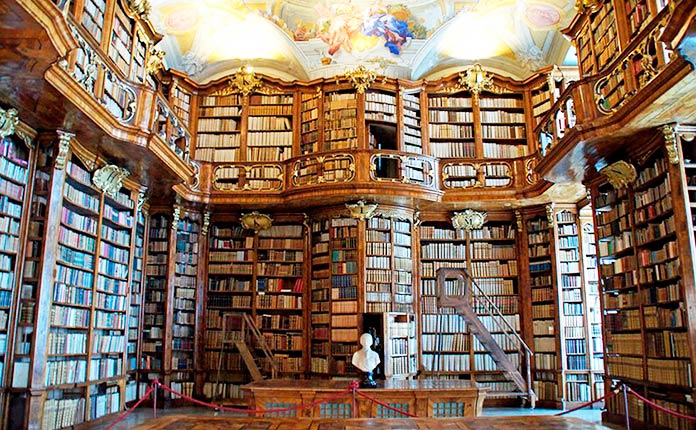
[452,209,487,231]
[345,65,378,94]
[599,160,637,189]
[240,211,273,232]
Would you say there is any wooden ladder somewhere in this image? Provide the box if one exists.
[214,313,278,399]
[437,268,537,407]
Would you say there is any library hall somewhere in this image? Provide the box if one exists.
[1,0,696,429]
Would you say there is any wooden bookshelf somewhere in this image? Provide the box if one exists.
[170,84,193,129]
[323,91,358,151]
[300,90,321,155]
[525,212,561,405]
[592,144,696,430]
[79,0,107,44]
[478,94,527,159]
[126,209,148,403]
[204,221,254,401]
[0,132,32,427]
[108,7,132,76]
[427,94,475,158]
[365,89,397,151]
[309,219,330,375]
[383,312,418,379]
[402,92,423,154]
[590,1,620,72]
[196,94,243,163]
[246,94,294,162]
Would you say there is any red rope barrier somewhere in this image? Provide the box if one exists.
[155,380,353,415]
[627,387,696,422]
[104,385,154,430]
[555,390,617,416]
[354,389,417,417]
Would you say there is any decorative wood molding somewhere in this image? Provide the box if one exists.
[0,107,19,138]
[599,160,637,189]
[55,130,74,170]
[137,192,148,213]
[452,209,487,231]
[92,165,130,198]
[346,200,378,220]
[344,65,378,94]
[413,210,421,229]
[515,210,522,231]
[172,205,181,230]
[661,123,679,165]
[240,211,273,232]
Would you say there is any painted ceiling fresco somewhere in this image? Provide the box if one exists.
[149,0,578,82]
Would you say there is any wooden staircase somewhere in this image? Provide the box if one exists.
[437,268,537,407]
[215,313,277,393]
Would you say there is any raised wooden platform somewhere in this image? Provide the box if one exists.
[242,379,488,418]
[131,415,615,429]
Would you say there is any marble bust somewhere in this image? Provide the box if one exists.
[352,333,380,387]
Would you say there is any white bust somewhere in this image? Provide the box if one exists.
[352,333,381,373]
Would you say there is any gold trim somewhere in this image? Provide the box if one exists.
[55,130,74,170]
[600,160,637,189]
[92,164,130,198]
[345,65,377,94]
[661,123,679,165]
[147,47,166,75]
[0,107,19,138]
[452,209,487,231]
[202,211,211,236]
[453,64,503,98]
[127,0,151,17]
[346,200,378,220]
[240,211,273,232]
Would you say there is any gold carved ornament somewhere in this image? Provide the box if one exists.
[0,107,19,139]
[346,200,378,220]
[453,64,503,98]
[55,130,74,170]
[452,209,487,231]
[344,65,378,94]
[201,211,211,236]
[92,165,130,198]
[661,123,679,165]
[240,211,273,232]
[146,47,166,75]
[222,66,263,96]
[127,0,151,17]
[545,203,555,225]
[599,160,637,189]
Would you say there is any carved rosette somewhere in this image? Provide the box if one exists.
[201,211,211,236]
[240,211,273,232]
[55,131,74,170]
[0,107,19,138]
[600,160,637,189]
[661,124,679,165]
[346,200,378,220]
[92,165,130,198]
[452,209,487,231]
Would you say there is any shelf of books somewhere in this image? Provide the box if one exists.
[170,84,193,128]
[246,94,294,162]
[0,133,31,425]
[594,145,696,430]
[80,0,107,44]
[329,217,360,374]
[530,80,552,127]
[168,210,201,399]
[324,90,358,151]
[196,94,242,163]
[419,222,470,378]
[301,90,321,155]
[204,220,254,400]
[393,219,414,313]
[576,23,596,78]
[383,312,418,379]
[142,213,169,390]
[365,217,393,313]
[365,89,397,151]
[469,220,520,396]
[402,92,423,154]
[590,1,619,72]
[427,93,475,158]
[129,31,148,84]
[526,213,561,405]
[126,209,147,403]
[107,6,132,76]
[255,222,305,375]
[580,210,605,405]
[554,208,591,406]
[479,93,527,159]
[624,0,650,40]
[309,219,330,374]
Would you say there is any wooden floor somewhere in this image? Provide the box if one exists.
[132,414,615,429]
